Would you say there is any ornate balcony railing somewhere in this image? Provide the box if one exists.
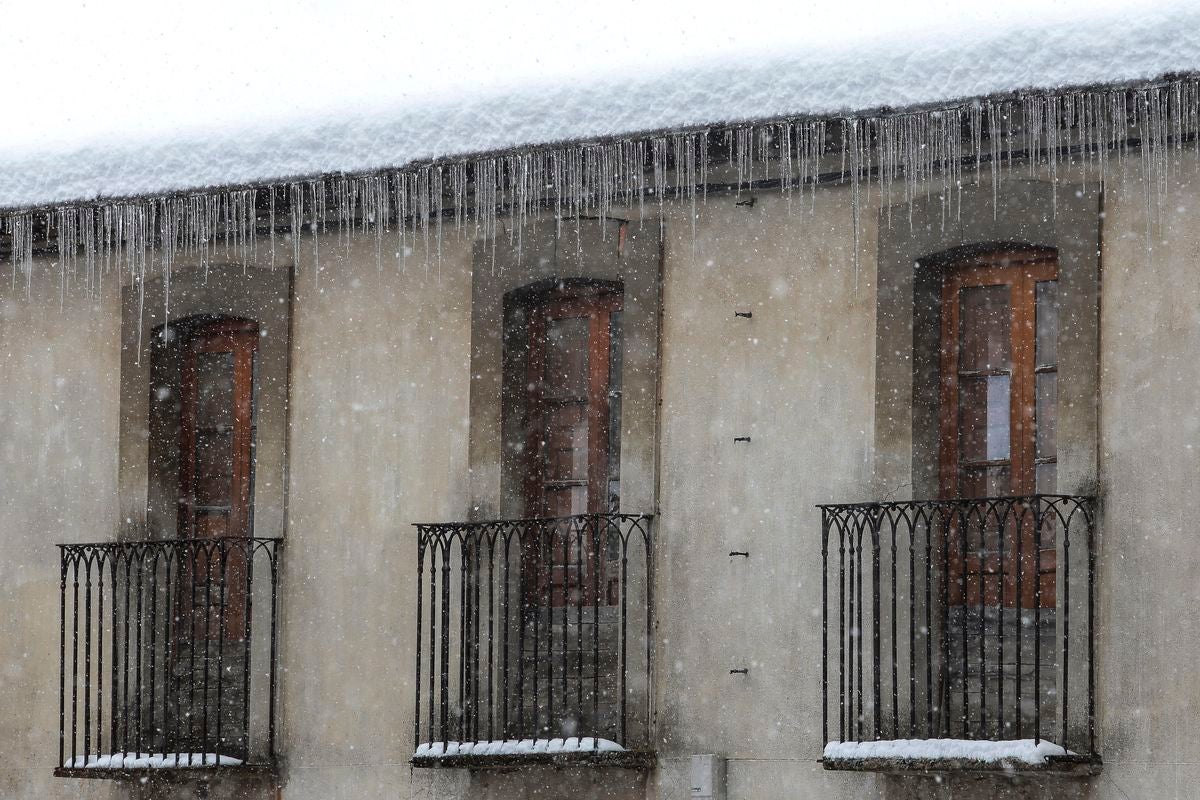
[56,537,282,776]
[411,513,653,765]
[819,496,1097,767]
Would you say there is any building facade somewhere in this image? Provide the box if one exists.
[3,81,1200,800]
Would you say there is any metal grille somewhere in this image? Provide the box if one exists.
[819,495,1096,759]
[57,537,282,773]
[412,513,653,753]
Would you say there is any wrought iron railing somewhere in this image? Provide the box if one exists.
[819,496,1096,760]
[56,537,282,773]
[412,514,653,758]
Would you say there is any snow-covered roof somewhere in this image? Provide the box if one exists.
[4,0,1200,211]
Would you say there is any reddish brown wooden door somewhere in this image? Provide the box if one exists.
[939,250,1058,608]
[523,288,622,519]
[177,318,258,635]
[520,284,623,605]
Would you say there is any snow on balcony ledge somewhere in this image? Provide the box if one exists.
[821,738,1098,774]
[411,737,653,769]
[61,752,244,770]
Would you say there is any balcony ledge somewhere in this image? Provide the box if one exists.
[55,762,276,782]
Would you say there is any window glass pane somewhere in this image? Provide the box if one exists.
[959,465,1011,498]
[195,352,234,428]
[543,316,589,400]
[545,404,588,481]
[959,375,1011,462]
[193,510,229,539]
[1036,280,1058,367]
[959,284,1011,372]
[1036,371,1057,459]
[545,486,588,518]
[194,428,233,506]
[607,310,623,512]
[1036,462,1057,494]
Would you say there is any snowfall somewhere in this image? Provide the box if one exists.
[3,0,1200,210]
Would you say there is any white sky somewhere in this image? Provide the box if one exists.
[1,0,1170,153]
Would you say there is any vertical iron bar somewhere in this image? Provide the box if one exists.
[889,511,898,739]
[268,543,281,762]
[123,556,132,758]
[1087,501,1096,756]
[110,556,119,761]
[440,539,451,744]
[502,530,512,740]
[1034,500,1043,744]
[1062,502,1071,748]
[84,555,93,763]
[820,511,829,747]
[474,528,483,742]
[429,539,438,743]
[58,550,67,768]
[161,551,173,758]
[592,518,601,740]
[414,534,425,750]
[979,509,988,739]
[838,520,846,742]
[459,530,468,744]
[241,541,255,760]
[908,512,916,738]
[1016,501,1025,739]
[644,518,654,751]
[872,515,882,740]
[147,548,158,760]
[619,536,629,746]
[847,526,856,741]
[135,547,144,756]
[560,520,570,737]
[216,540,228,760]
[941,507,950,738]
[201,543,213,765]
[575,519,585,732]
[533,524,544,738]
[71,559,79,767]
[516,526,527,740]
[997,505,1007,740]
[97,554,106,762]
[856,526,864,741]
[959,506,968,738]
[487,528,496,742]
[924,511,933,738]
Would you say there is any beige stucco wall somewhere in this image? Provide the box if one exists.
[278,231,473,799]
[650,185,879,800]
[0,263,122,800]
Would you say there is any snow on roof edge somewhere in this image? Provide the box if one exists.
[4,2,1200,212]
[1,70,1197,217]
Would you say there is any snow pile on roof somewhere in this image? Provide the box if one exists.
[62,752,244,769]
[3,0,1200,209]
[823,738,1068,765]
[414,737,624,758]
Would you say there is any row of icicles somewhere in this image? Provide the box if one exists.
[4,76,1200,305]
